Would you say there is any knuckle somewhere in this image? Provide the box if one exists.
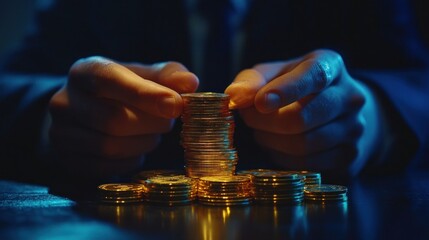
[313,49,343,63]
[154,61,185,72]
[309,49,344,90]
[154,61,188,84]
[88,58,115,79]
[165,61,184,69]
[69,56,115,86]
[310,59,331,91]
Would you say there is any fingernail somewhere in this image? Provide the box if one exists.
[158,96,178,118]
[228,99,238,109]
[225,82,250,109]
[264,92,281,112]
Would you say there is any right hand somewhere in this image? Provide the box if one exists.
[48,56,198,178]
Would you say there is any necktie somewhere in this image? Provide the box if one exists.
[199,0,234,92]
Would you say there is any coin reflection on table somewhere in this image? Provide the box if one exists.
[244,205,307,238]
[304,201,349,237]
[96,204,146,225]
[191,205,251,240]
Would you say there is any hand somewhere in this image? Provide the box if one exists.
[225,49,382,176]
[49,56,198,178]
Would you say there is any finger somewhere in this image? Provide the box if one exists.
[253,114,364,156]
[123,61,199,93]
[49,87,175,136]
[239,84,364,134]
[224,69,266,109]
[50,121,160,159]
[69,56,183,118]
[254,50,345,113]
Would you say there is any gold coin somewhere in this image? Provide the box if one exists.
[304,184,348,195]
[146,175,194,186]
[98,183,145,192]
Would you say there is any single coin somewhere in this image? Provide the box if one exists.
[98,183,145,192]
[304,184,348,195]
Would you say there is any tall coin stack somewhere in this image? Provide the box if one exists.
[181,92,237,178]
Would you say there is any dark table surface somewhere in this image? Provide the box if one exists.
[1,171,429,240]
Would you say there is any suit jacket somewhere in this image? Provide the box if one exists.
[2,0,429,178]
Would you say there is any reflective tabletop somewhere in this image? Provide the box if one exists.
[1,171,429,240]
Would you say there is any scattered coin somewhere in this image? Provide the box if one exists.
[304,184,348,203]
[98,183,145,204]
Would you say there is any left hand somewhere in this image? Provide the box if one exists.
[225,49,382,176]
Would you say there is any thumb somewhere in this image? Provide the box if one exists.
[224,69,265,109]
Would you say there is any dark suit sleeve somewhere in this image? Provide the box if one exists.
[349,0,429,172]
[0,0,96,178]
[352,69,429,173]
[6,0,101,74]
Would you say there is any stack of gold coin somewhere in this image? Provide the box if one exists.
[304,184,348,203]
[293,171,322,186]
[144,175,197,206]
[236,169,275,197]
[98,183,145,204]
[181,92,237,177]
[133,169,184,183]
[251,171,305,204]
[198,175,253,206]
